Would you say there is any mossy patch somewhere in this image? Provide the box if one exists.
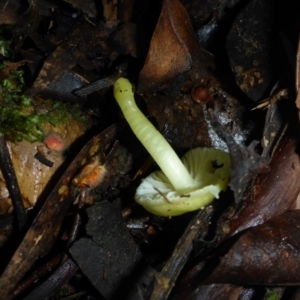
[0,64,86,143]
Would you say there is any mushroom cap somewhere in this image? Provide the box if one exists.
[135,147,231,216]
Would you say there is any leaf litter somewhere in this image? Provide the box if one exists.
[0,0,299,299]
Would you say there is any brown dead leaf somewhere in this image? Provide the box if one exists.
[218,133,300,237]
[227,0,276,102]
[138,0,198,93]
[207,210,300,285]
[0,118,86,215]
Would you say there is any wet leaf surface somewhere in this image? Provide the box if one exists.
[0,118,86,215]
[218,133,300,237]
[207,210,300,285]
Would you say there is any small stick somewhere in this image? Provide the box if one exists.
[10,254,63,299]
[295,33,300,112]
[296,32,300,93]
[74,76,113,96]
[0,136,27,230]
[21,257,78,300]
[149,206,214,300]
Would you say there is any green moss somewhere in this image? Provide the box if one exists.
[265,289,279,300]
[0,64,86,143]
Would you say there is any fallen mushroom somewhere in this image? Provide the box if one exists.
[114,78,231,216]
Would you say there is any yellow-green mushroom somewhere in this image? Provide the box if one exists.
[114,77,231,217]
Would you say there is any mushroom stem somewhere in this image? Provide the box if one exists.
[114,78,199,194]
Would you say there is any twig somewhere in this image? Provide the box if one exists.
[0,135,27,230]
[149,206,214,300]
[295,33,300,111]
[21,257,78,300]
[296,32,300,93]
[10,254,63,299]
[74,76,113,96]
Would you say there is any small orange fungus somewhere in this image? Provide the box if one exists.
[43,135,65,151]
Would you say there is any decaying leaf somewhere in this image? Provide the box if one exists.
[138,0,198,93]
[0,0,299,298]
[0,0,39,43]
[218,133,300,237]
[0,117,87,215]
[38,69,91,103]
[27,21,116,96]
[144,94,211,149]
[27,45,76,97]
[227,0,277,101]
[207,210,300,285]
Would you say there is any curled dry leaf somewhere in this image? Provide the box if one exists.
[138,0,198,93]
[207,210,300,285]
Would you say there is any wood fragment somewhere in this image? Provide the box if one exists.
[0,135,27,230]
[149,206,214,300]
